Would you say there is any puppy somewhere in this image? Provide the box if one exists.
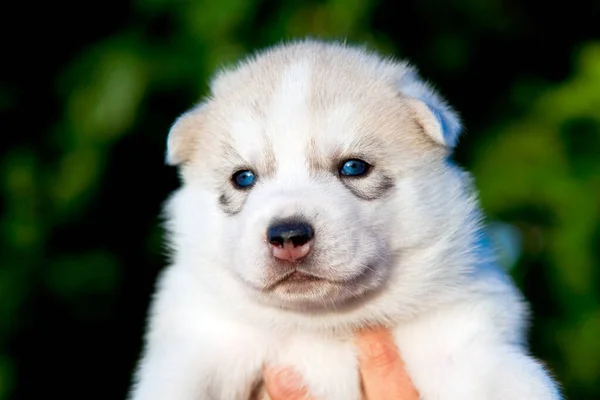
[129,40,561,399]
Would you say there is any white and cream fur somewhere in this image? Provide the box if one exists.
[129,40,561,399]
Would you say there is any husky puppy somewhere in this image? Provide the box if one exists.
[129,40,561,400]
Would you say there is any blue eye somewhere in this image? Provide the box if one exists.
[340,159,370,177]
[232,170,256,188]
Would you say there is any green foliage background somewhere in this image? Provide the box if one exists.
[1,0,599,398]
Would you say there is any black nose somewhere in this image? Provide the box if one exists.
[267,220,314,247]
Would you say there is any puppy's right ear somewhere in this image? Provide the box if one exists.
[165,105,205,166]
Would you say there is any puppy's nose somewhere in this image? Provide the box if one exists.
[267,220,314,262]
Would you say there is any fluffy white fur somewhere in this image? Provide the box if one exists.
[130,40,561,400]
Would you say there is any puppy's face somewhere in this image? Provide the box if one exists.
[166,42,465,312]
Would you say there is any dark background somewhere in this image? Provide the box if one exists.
[1,0,599,398]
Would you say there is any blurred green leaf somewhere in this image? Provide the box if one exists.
[0,355,14,400]
[45,252,121,298]
[473,41,600,391]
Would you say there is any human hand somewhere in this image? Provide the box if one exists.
[264,327,419,399]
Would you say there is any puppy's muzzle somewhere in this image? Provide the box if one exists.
[267,218,314,262]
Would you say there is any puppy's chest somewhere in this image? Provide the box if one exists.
[248,382,366,400]
[244,333,362,400]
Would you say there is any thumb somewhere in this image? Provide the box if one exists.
[356,328,419,400]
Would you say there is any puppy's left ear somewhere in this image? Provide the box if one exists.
[398,68,462,149]
[165,104,205,166]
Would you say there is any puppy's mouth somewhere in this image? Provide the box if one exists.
[265,270,326,290]
[254,263,384,312]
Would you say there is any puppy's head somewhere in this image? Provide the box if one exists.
[165,41,475,313]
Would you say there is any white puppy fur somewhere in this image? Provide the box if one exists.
[129,40,561,399]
